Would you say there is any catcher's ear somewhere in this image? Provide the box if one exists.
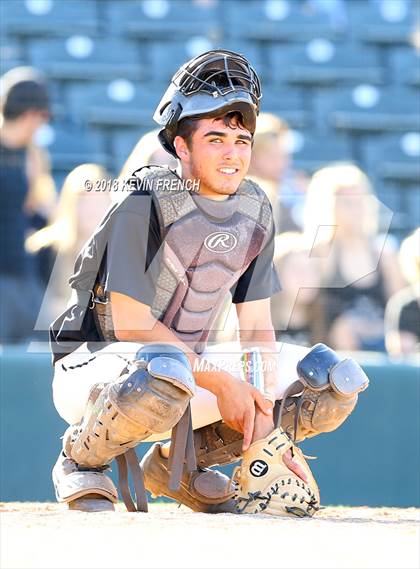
[173,136,189,162]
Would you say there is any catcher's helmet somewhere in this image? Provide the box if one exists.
[153,49,262,158]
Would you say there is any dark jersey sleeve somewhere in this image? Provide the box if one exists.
[230,223,281,303]
[104,195,162,306]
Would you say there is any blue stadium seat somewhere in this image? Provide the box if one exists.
[291,131,353,173]
[404,185,420,230]
[347,0,414,45]
[35,121,108,171]
[261,88,311,129]
[111,128,148,174]
[270,41,384,86]
[1,0,97,37]
[148,39,217,83]
[149,40,264,84]
[0,35,25,72]
[105,0,220,39]
[224,0,346,41]
[376,183,418,235]
[362,132,420,183]
[28,37,146,81]
[389,48,420,88]
[315,85,420,133]
[65,81,158,128]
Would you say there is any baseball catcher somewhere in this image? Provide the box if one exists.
[50,49,369,516]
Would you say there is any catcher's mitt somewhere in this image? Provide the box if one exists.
[233,427,320,517]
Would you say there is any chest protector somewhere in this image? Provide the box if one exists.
[94,167,273,353]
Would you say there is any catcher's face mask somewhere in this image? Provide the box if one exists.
[153,49,262,158]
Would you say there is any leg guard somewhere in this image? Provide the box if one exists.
[276,343,369,442]
[64,344,195,468]
[52,451,118,507]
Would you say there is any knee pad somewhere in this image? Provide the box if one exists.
[296,343,369,397]
[278,343,369,442]
[65,344,195,468]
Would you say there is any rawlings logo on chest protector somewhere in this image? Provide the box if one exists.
[204,232,238,253]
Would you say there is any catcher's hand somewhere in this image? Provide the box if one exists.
[233,427,320,517]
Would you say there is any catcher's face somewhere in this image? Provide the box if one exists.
[175,116,252,200]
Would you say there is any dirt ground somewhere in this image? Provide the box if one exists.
[0,502,418,569]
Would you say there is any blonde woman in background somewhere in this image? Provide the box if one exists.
[26,163,111,320]
[385,228,420,356]
[271,232,325,346]
[119,128,177,179]
[303,163,405,352]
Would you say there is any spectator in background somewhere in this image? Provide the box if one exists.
[0,66,56,344]
[271,232,325,346]
[385,228,420,357]
[26,164,112,320]
[119,128,177,179]
[248,113,308,234]
[303,163,405,352]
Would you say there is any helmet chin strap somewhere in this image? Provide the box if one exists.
[158,103,183,157]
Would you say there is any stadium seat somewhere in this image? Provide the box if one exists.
[362,132,420,183]
[291,131,353,173]
[149,40,264,85]
[35,120,109,171]
[111,128,149,174]
[315,85,420,133]
[65,81,158,128]
[260,88,311,129]
[148,39,217,83]
[224,0,344,41]
[1,0,97,37]
[270,42,384,86]
[404,185,420,230]
[376,183,418,236]
[28,37,146,81]
[389,48,420,89]
[105,0,220,39]
[346,0,414,45]
[0,35,25,72]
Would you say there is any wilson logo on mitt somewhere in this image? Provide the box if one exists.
[249,460,269,477]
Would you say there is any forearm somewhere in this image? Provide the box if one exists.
[238,328,277,441]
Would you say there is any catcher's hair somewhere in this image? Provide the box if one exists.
[176,111,248,150]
